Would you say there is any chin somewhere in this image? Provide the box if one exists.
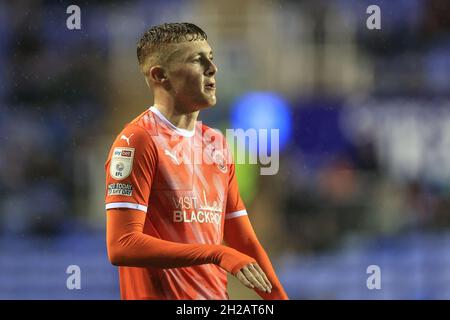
[196,97,217,110]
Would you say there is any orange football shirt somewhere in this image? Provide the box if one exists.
[105,106,247,299]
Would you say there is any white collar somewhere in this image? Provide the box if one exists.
[149,106,195,137]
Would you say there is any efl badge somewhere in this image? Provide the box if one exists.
[110,147,135,180]
[212,150,228,173]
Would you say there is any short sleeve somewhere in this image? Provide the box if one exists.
[105,125,157,213]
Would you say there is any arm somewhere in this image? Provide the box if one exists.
[224,215,289,300]
[106,208,257,275]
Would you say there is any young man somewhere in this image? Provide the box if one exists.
[105,23,288,300]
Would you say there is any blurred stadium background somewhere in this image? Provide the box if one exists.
[1,0,450,299]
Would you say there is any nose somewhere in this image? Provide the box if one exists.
[206,59,218,77]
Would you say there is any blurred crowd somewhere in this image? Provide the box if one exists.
[0,0,449,258]
[0,1,108,235]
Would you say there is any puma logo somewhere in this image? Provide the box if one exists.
[120,133,134,146]
[164,149,180,165]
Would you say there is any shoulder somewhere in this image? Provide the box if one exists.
[127,109,158,137]
[111,110,159,153]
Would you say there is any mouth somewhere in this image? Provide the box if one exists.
[204,82,216,91]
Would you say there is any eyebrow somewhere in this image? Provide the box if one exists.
[191,51,213,58]
[165,47,213,64]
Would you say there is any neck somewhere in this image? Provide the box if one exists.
[153,97,199,132]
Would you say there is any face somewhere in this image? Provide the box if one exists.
[164,40,218,112]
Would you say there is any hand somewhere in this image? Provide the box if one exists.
[234,263,272,294]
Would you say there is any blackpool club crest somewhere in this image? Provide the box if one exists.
[212,149,227,173]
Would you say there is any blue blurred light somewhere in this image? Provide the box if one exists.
[230,92,292,154]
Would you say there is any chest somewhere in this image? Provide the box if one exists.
[151,136,229,200]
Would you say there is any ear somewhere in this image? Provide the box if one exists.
[149,66,168,85]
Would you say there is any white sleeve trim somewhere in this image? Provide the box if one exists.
[105,202,148,212]
[225,209,247,219]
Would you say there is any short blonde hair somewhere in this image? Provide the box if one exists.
[137,22,207,74]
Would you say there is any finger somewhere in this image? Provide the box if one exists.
[235,270,254,289]
[254,264,272,290]
[249,264,271,293]
[242,267,265,292]
[253,264,272,290]
[248,264,269,292]
[242,266,267,292]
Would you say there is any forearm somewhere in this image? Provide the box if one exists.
[107,210,255,273]
[109,230,219,267]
